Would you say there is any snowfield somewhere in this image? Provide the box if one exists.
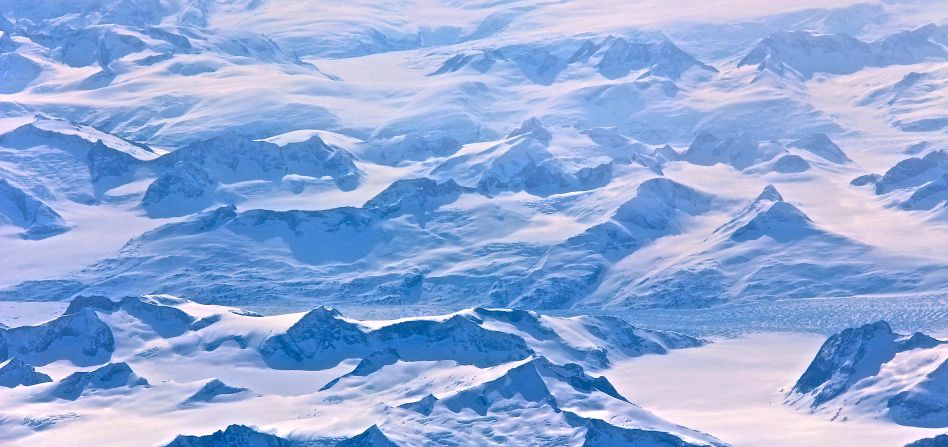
[1,0,947,445]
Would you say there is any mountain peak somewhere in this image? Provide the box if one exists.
[337,425,399,447]
[731,200,815,243]
[46,362,149,401]
[756,184,784,203]
[791,320,947,415]
[363,177,468,218]
[0,179,69,240]
[165,425,293,447]
[682,132,779,170]
[183,379,249,406]
[789,133,851,164]
[720,186,821,243]
[792,320,897,405]
[0,357,52,388]
[508,117,551,143]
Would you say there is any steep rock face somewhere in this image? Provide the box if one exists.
[511,47,566,85]
[165,425,294,447]
[0,357,52,387]
[0,29,18,53]
[793,321,904,405]
[875,24,948,65]
[0,179,69,239]
[2,199,424,305]
[899,180,948,212]
[851,173,882,187]
[168,424,397,447]
[141,161,218,218]
[790,321,948,426]
[279,135,362,191]
[160,132,289,182]
[45,362,149,401]
[565,314,704,359]
[224,207,383,264]
[61,27,147,68]
[0,307,114,366]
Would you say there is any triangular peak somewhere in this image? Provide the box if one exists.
[507,117,551,142]
[755,184,784,203]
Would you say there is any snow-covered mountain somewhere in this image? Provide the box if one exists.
[789,321,948,428]
[0,0,946,310]
[0,178,69,239]
[905,434,948,447]
[853,150,948,213]
[738,25,947,79]
[0,0,948,300]
[0,357,51,388]
[0,295,722,446]
[2,1,947,445]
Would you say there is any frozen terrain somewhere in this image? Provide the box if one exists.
[0,0,947,309]
[0,295,726,446]
[1,0,947,445]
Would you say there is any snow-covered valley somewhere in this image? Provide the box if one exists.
[1,0,947,445]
